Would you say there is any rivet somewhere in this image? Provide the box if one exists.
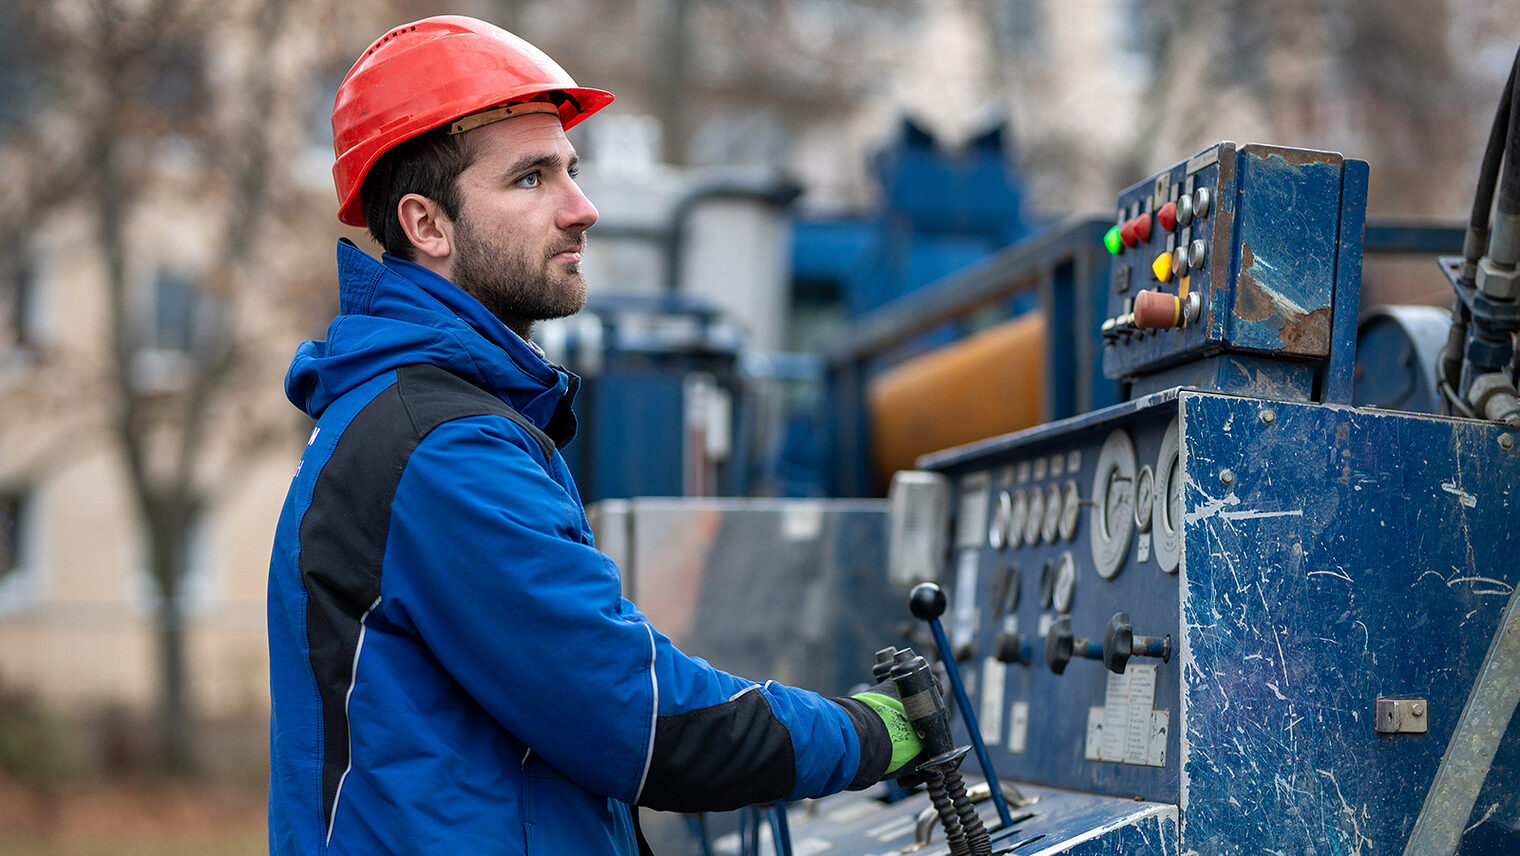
[1500,433,1514,450]
[1412,702,1425,716]
[1220,469,1235,485]
[1260,409,1276,425]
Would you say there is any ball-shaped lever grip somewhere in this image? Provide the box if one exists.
[909,582,948,621]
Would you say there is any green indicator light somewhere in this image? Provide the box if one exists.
[1104,225,1123,255]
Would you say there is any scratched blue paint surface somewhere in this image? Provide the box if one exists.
[1179,392,1520,854]
[1226,150,1343,354]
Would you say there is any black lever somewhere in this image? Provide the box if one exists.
[906,583,1015,834]
[1102,612,1172,674]
[1044,615,1103,675]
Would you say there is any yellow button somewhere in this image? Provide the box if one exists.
[1151,252,1173,283]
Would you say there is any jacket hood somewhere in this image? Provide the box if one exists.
[286,240,578,442]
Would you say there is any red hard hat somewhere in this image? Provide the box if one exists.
[331,16,614,227]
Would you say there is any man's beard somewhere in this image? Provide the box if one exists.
[450,217,587,338]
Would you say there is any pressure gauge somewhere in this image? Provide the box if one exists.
[1052,552,1077,613]
[989,490,1012,550]
[1009,489,1028,549]
[1040,484,1062,544]
[1024,485,1046,546]
[1059,481,1081,542]
[1090,429,1138,580]
[1134,465,1156,532]
[1153,417,1182,574]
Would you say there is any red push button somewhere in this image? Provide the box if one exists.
[1132,212,1152,243]
[1157,201,1177,232]
[1120,220,1139,248]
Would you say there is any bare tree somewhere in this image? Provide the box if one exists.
[5,0,345,773]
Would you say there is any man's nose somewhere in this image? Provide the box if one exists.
[559,181,598,232]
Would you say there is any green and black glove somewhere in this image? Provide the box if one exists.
[851,685,923,776]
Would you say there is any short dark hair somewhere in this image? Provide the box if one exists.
[359,128,476,260]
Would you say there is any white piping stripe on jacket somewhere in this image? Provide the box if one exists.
[325,595,383,848]
[633,623,659,804]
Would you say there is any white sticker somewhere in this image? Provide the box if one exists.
[1038,612,1056,638]
[980,658,1006,745]
[1087,666,1164,766]
[956,474,991,549]
[1149,709,1170,767]
[1137,531,1151,563]
[952,550,980,652]
[1123,667,1158,765]
[1009,702,1030,753]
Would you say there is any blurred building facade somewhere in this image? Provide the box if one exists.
[0,0,1511,765]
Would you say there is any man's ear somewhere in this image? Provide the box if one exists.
[397,193,454,262]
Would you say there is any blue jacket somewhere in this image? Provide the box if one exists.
[268,241,889,855]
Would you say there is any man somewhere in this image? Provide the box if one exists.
[267,16,921,855]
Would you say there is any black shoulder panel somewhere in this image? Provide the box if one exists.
[299,364,551,834]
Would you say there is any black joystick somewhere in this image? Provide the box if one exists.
[1102,613,1172,674]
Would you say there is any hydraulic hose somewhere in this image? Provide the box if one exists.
[1461,46,1518,281]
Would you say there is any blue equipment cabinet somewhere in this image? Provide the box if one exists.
[780,143,1519,855]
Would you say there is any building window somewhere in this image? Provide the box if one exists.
[0,489,40,615]
[130,268,223,391]
[3,252,37,351]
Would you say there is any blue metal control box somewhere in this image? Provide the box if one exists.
[779,144,1519,855]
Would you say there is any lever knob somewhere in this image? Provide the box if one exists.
[1102,612,1172,674]
[909,582,948,622]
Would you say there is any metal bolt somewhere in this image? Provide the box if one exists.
[1500,433,1514,450]
[1412,702,1425,716]
[1220,469,1235,485]
[1260,409,1276,425]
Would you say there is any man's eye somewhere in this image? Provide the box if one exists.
[516,171,541,188]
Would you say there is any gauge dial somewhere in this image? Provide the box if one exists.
[1041,484,1062,544]
[1153,417,1183,574]
[1090,429,1138,579]
[1024,485,1046,546]
[1059,481,1081,542]
[1052,552,1077,613]
[1134,465,1156,532]
[1009,489,1028,549]
[989,490,1012,550]
[1038,560,1054,609]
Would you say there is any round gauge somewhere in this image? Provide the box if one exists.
[1059,481,1081,542]
[989,490,1012,550]
[1153,417,1182,574]
[1134,465,1156,532]
[1052,552,1077,613]
[1038,560,1055,609]
[995,561,1021,614]
[1041,484,1062,544]
[1009,489,1028,549]
[1090,429,1138,580]
[1024,485,1046,546]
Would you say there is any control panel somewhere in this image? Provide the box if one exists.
[1099,142,1366,401]
[901,389,1520,852]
